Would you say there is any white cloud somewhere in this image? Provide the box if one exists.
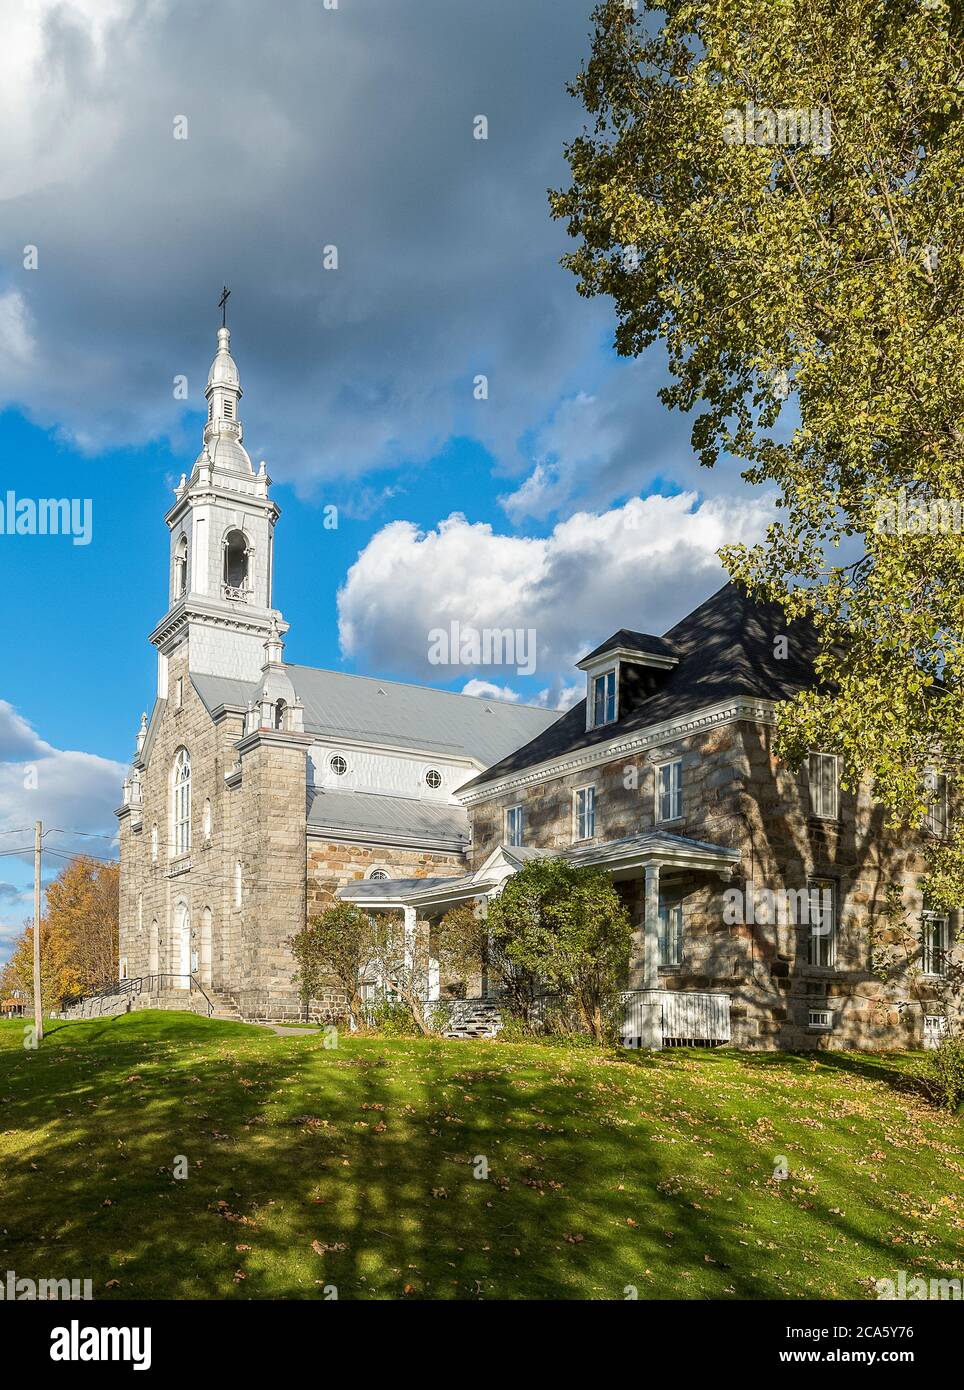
[337,490,777,685]
[461,679,521,703]
[0,699,124,906]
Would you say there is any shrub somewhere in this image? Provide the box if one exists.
[366,998,418,1038]
[916,1035,964,1112]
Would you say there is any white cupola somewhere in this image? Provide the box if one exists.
[201,325,254,476]
[258,619,304,732]
[151,300,289,690]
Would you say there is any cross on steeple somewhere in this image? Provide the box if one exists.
[218,285,231,327]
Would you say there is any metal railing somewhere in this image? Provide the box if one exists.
[60,974,214,1019]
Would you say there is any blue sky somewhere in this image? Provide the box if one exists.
[0,0,775,958]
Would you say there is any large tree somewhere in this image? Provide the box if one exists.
[551,1,964,861]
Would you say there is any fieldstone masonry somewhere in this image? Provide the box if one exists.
[465,715,960,1049]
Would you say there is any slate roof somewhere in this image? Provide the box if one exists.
[460,583,821,792]
[191,665,557,766]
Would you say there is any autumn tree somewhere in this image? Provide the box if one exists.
[552,1,964,865]
[46,855,119,993]
[2,855,119,1011]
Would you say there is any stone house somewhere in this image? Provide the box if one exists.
[342,585,961,1050]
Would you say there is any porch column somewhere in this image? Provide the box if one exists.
[640,862,662,1050]
[403,905,417,975]
[643,862,661,989]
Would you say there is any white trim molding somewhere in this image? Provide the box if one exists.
[458,697,777,807]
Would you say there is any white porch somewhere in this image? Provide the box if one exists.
[338,829,740,1048]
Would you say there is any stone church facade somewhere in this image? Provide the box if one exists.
[118,319,960,1047]
[116,322,557,1019]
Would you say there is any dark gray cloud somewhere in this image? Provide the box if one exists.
[0,0,622,489]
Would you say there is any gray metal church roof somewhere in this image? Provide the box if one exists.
[191,664,558,766]
[307,787,469,848]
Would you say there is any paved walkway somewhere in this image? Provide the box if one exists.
[253,1022,320,1037]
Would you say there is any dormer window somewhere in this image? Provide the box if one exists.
[591,669,617,727]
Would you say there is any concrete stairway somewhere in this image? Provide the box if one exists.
[204,989,243,1022]
[442,997,503,1040]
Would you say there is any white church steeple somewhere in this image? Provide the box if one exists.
[149,298,289,693]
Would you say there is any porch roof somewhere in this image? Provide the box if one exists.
[337,830,739,911]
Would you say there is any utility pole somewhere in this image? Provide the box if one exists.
[33,819,43,1042]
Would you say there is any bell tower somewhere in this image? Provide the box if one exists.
[149,304,288,692]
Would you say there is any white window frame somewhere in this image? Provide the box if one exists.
[806,878,836,967]
[367,867,391,881]
[808,752,839,820]
[655,758,683,824]
[921,910,950,978]
[573,784,596,842]
[172,747,191,856]
[505,804,524,848]
[590,668,617,729]
[808,1008,832,1029]
[924,771,949,838]
[658,894,683,968]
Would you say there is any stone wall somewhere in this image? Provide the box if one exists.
[306,839,467,917]
[465,716,960,1050]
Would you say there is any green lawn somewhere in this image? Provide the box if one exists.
[0,1012,960,1300]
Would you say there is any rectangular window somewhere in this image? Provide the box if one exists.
[921,911,949,977]
[505,805,524,848]
[573,785,596,841]
[175,677,184,709]
[656,759,683,823]
[658,895,683,967]
[591,669,617,727]
[808,752,838,819]
[808,1009,832,1029]
[924,772,948,838]
[806,878,836,967]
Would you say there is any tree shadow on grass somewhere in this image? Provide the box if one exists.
[0,1020,948,1300]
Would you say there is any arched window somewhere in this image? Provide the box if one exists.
[274,699,286,731]
[223,530,249,591]
[368,868,390,881]
[234,860,243,908]
[174,535,188,598]
[173,747,191,855]
[203,799,212,840]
